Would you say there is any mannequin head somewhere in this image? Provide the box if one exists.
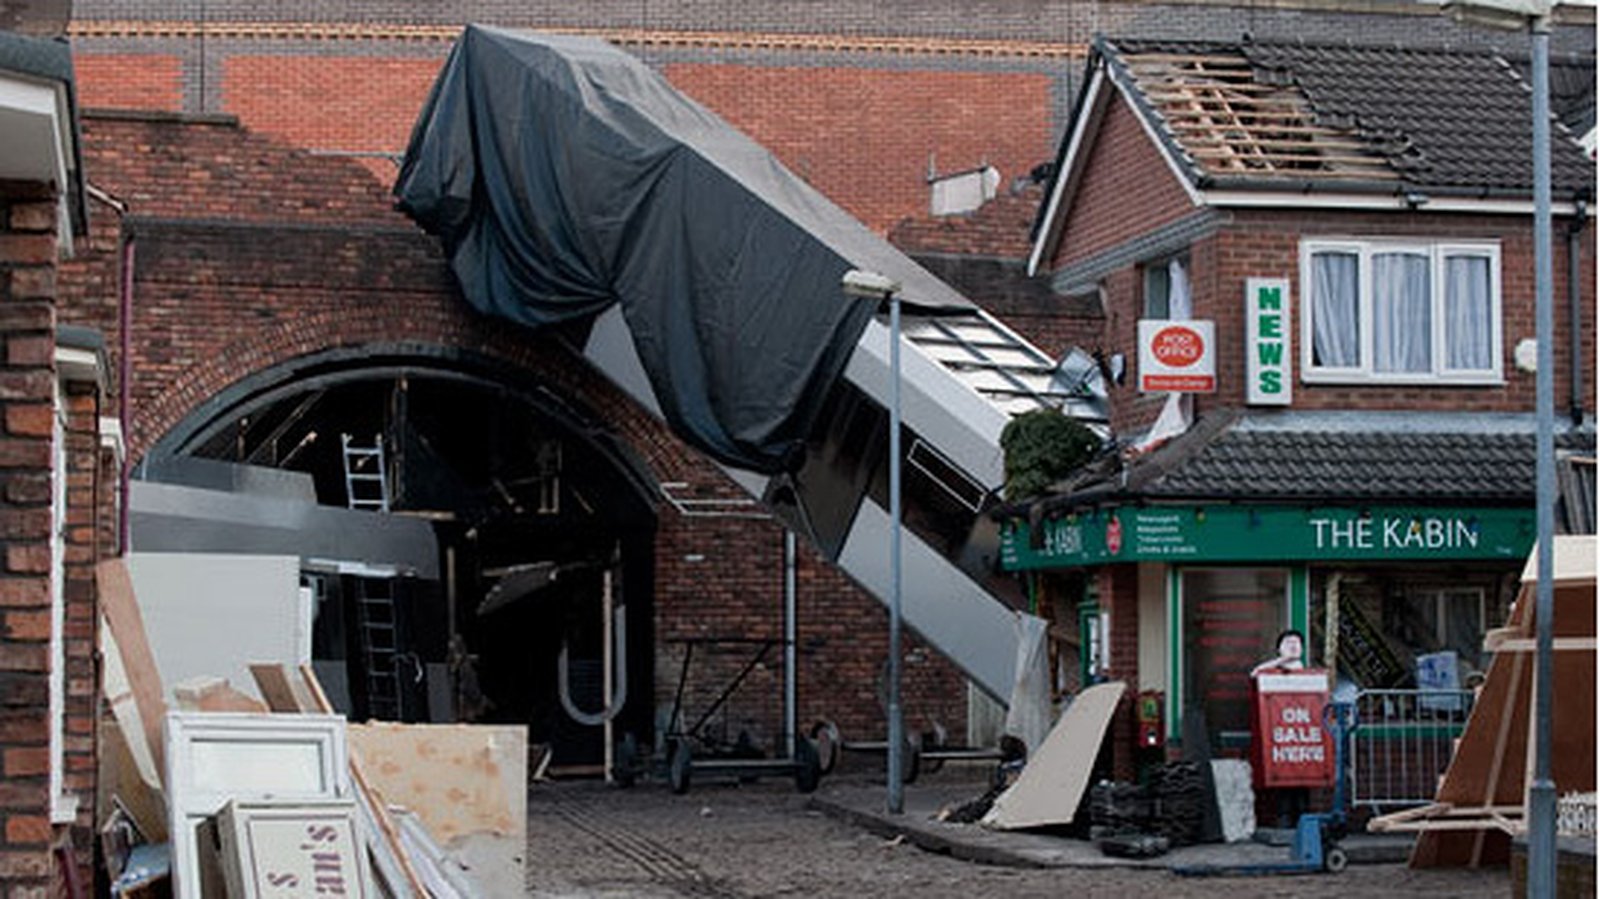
[1275,629,1305,664]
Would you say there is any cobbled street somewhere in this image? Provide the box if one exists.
[523,773,1512,898]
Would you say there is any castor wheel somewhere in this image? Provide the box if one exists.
[1323,845,1348,873]
[809,720,841,775]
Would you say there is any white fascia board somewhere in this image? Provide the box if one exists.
[1202,189,1582,217]
[0,73,73,255]
[1028,66,1107,277]
[54,345,103,384]
[98,415,125,462]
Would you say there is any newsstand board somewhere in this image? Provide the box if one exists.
[1250,670,1333,789]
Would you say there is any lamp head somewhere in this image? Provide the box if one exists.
[1442,0,1554,28]
[841,269,901,300]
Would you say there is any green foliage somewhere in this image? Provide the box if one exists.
[999,409,1100,501]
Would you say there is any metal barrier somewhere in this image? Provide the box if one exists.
[1347,688,1476,809]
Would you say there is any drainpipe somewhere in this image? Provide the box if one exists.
[1569,199,1587,426]
[784,531,797,760]
[118,233,134,555]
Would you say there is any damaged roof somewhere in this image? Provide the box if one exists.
[1106,36,1595,195]
[1031,36,1597,271]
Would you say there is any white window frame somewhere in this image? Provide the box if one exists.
[1411,585,1489,650]
[49,377,76,823]
[1299,238,1503,385]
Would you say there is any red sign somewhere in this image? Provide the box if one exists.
[1137,320,1216,394]
[1250,670,1334,789]
[1105,515,1123,555]
[1151,326,1205,367]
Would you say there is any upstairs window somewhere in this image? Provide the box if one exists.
[1143,254,1191,320]
[1301,240,1501,384]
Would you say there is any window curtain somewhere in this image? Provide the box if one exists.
[1311,252,1359,367]
[1373,252,1431,373]
[1444,255,1492,370]
[1168,257,1192,321]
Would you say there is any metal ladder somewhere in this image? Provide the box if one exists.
[352,577,403,721]
[341,433,390,512]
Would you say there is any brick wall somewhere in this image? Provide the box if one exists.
[62,114,969,766]
[1056,94,1197,271]
[1086,207,1597,436]
[74,55,183,112]
[1047,88,1597,436]
[1097,562,1140,781]
[0,181,99,895]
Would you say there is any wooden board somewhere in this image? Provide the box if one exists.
[982,681,1125,830]
[1409,563,1596,867]
[249,663,320,714]
[99,559,168,778]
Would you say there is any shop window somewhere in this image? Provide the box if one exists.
[1408,586,1489,673]
[1313,574,1501,692]
[1300,239,1501,384]
[1179,568,1289,754]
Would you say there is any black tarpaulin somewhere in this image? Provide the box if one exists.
[395,25,974,474]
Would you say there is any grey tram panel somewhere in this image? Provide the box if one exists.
[583,303,1104,703]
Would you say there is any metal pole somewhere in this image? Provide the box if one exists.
[887,290,905,815]
[1527,16,1556,899]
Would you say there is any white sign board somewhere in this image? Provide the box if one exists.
[218,800,374,899]
[1245,278,1292,405]
[1137,319,1216,393]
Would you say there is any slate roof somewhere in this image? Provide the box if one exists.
[1141,427,1595,503]
[1025,411,1597,513]
[1101,37,1596,199]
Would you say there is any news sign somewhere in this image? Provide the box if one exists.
[1137,319,1215,393]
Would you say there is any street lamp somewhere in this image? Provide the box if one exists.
[1443,1,1557,894]
[842,267,906,815]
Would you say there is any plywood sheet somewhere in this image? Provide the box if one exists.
[1410,558,1595,867]
[982,681,1125,830]
[126,553,307,706]
[346,723,527,847]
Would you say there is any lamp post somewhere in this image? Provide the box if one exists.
[1444,2,1557,894]
[842,268,905,815]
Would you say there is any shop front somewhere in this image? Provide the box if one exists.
[1001,503,1535,760]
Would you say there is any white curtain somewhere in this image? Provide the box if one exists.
[1168,257,1192,321]
[1311,252,1359,367]
[1373,252,1431,373]
[1445,255,1492,370]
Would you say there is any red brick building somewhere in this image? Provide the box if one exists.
[1004,37,1595,791]
[0,27,106,895]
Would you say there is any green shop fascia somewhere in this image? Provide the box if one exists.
[999,503,1536,740]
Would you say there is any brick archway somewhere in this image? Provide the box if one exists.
[142,338,663,510]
